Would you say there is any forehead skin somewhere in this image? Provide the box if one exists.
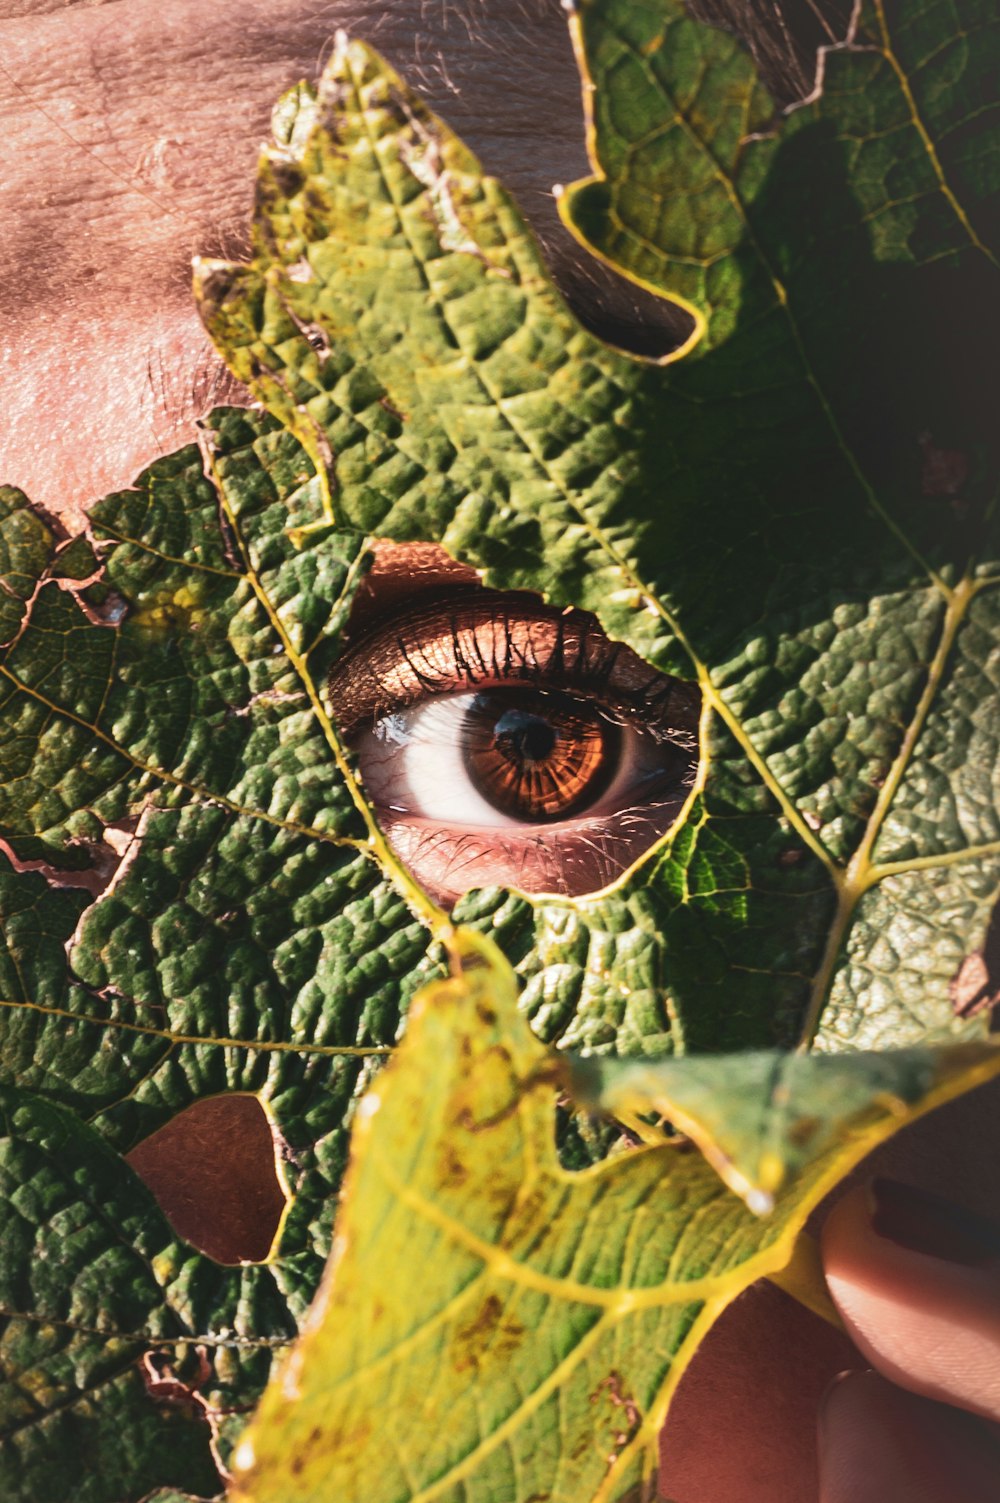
[0,0,785,522]
[0,0,607,521]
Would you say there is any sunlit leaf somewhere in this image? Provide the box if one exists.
[229,943,1000,1503]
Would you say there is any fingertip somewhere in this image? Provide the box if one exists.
[818,1370,1000,1503]
[821,1180,1000,1423]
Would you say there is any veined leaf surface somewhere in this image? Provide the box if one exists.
[228,942,1000,1503]
[0,0,997,1498]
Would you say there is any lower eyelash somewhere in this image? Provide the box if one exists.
[378,791,693,906]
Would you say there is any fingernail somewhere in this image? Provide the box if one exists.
[870,1178,1000,1267]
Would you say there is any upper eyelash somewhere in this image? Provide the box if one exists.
[330,590,700,742]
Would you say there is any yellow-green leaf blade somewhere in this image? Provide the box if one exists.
[229,942,1000,1503]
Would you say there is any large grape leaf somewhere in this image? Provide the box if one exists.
[0,0,996,1498]
[0,416,478,1500]
[195,0,1000,1060]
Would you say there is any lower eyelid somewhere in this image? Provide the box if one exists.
[378,796,688,905]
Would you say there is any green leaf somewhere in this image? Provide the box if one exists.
[194,2,1000,1059]
[566,1042,999,1210]
[0,1087,222,1502]
[0,420,445,1500]
[0,0,997,1496]
[228,942,1000,1502]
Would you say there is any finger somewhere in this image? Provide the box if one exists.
[821,1179,1000,1422]
[818,1370,1000,1503]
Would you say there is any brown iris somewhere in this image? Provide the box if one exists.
[461,689,620,822]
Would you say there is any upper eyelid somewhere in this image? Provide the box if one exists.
[329,590,700,737]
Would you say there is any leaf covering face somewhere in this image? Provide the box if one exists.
[0,0,997,1499]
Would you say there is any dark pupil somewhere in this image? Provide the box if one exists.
[494,710,557,764]
[462,689,619,822]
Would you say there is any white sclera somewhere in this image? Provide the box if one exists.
[353,692,668,829]
[354,695,523,827]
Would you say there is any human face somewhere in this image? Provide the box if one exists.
[0,0,681,522]
[3,6,1000,1501]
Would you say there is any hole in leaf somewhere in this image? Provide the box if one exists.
[331,541,702,904]
[951,896,1000,1023]
[127,1094,290,1264]
[0,812,142,897]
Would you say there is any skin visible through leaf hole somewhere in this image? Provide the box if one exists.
[331,542,702,902]
[126,1095,289,1264]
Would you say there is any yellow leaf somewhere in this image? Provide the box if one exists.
[230,935,1000,1503]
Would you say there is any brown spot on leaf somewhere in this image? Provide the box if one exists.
[436,1141,470,1190]
[590,1371,641,1428]
[377,395,406,422]
[589,1371,643,1469]
[127,1094,289,1264]
[786,1115,821,1148]
[450,1294,525,1374]
[303,1415,373,1455]
[268,160,305,200]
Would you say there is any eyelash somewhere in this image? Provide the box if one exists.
[331,592,697,747]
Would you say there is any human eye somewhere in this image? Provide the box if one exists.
[329,553,701,904]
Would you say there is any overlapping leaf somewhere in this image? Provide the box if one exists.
[0,426,439,1501]
[229,943,1000,1503]
[0,0,997,1498]
[196,0,1000,1060]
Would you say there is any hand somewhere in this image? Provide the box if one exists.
[659,1080,1000,1502]
[817,1178,1000,1502]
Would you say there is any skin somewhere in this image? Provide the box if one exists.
[2,2,999,1498]
[335,546,702,901]
[0,0,677,522]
